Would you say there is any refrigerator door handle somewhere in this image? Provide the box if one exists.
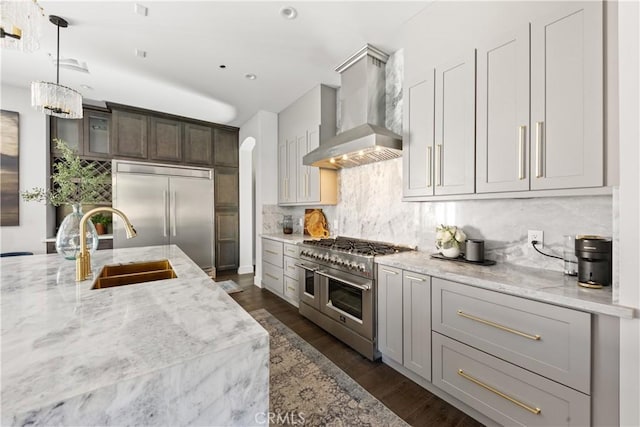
[163,191,168,237]
[171,191,177,237]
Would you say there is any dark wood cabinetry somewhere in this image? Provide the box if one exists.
[214,128,239,167]
[51,108,111,158]
[51,102,240,273]
[184,123,213,165]
[149,116,183,162]
[112,110,148,159]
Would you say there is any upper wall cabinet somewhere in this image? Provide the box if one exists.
[149,116,183,163]
[476,25,531,193]
[51,109,111,159]
[112,110,148,159]
[278,84,338,206]
[530,2,603,190]
[214,128,239,167]
[184,123,213,166]
[402,51,476,198]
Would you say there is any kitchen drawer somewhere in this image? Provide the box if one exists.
[432,332,590,427]
[283,255,298,279]
[284,274,299,302]
[432,278,591,393]
[283,243,299,258]
[262,238,283,268]
[262,262,284,295]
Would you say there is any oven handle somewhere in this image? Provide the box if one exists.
[316,270,371,291]
[295,263,318,272]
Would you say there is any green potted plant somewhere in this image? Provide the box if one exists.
[91,213,111,235]
[22,138,109,259]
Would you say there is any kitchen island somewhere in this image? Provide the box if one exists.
[1,245,268,426]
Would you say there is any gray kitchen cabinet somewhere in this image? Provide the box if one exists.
[261,237,285,296]
[402,271,431,381]
[531,2,603,190]
[214,127,239,167]
[184,123,213,165]
[377,265,404,364]
[432,277,591,394]
[283,243,300,306]
[432,332,590,427]
[403,71,436,197]
[112,109,148,159]
[278,84,337,206]
[434,51,476,196]
[149,116,182,162]
[214,167,239,208]
[476,25,530,193]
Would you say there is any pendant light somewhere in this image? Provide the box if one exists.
[31,15,82,119]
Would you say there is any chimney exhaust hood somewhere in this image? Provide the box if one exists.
[303,44,402,169]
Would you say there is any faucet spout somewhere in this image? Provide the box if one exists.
[76,207,136,282]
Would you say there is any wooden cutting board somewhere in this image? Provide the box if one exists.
[304,209,329,237]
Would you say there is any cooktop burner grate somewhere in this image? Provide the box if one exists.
[302,236,413,256]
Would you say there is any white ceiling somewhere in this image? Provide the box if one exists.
[1,1,430,127]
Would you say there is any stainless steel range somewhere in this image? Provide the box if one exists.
[296,236,414,360]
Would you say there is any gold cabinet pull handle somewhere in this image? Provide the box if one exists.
[405,275,426,282]
[457,310,541,341]
[458,369,541,415]
[518,125,526,180]
[265,250,279,255]
[427,146,433,188]
[435,144,442,186]
[265,273,279,280]
[381,268,399,275]
[535,121,543,178]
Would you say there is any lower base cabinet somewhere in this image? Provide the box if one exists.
[432,332,590,426]
[261,237,299,307]
[376,265,603,427]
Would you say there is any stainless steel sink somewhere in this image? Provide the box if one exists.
[92,259,177,289]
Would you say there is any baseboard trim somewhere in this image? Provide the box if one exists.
[237,265,254,275]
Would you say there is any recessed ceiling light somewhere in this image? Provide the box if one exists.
[80,84,93,90]
[135,48,147,58]
[219,65,227,69]
[280,6,298,20]
[244,73,257,80]
[134,4,148,16]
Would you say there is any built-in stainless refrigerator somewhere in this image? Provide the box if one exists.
[112,160,214,269]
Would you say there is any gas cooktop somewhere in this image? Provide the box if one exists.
[301,236,414,257]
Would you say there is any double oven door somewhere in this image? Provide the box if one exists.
[298,260,374,341]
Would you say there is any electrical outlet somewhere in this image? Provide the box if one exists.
[528,230,544,247]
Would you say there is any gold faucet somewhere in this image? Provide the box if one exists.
[76,207,137,282]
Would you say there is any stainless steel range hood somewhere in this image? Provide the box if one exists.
[303,44,402,169]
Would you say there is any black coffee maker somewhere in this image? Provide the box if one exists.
[575,236,612,288]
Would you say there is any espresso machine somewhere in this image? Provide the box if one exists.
[575,236,612,288]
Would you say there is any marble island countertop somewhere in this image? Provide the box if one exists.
[1,245,268,426]
[376,251,636,319]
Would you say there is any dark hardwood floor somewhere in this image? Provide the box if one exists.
[216,271,484,427]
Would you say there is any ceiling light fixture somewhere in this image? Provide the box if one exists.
[0,0,46,52]
[244,73,257,80]
[31,15,82,119]
[280,6,298,20]
[219,64,226,69]
[135,48,147,58]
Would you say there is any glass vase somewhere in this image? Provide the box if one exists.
[55,203,98,260]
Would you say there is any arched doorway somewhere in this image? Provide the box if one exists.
[238,136,256,274]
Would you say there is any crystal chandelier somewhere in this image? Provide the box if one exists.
[31,15,82,119]
[0,0,45,52]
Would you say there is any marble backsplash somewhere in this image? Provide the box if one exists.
[264,159,613,273]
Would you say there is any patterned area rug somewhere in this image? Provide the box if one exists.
[250,309,408,427]
[213,279,243,294]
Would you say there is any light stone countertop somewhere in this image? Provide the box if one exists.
[1,245,268,425]
[376,251,635,319]
[261,233,310,243]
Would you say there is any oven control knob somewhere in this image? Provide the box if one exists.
[300,250,307,257]
[347,262,357,270]
[358,263,366,272]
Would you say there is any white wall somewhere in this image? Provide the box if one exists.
[617,0,640,424]
[238,134,256,275]
[0,84,48,254]
[239,110,278,286]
